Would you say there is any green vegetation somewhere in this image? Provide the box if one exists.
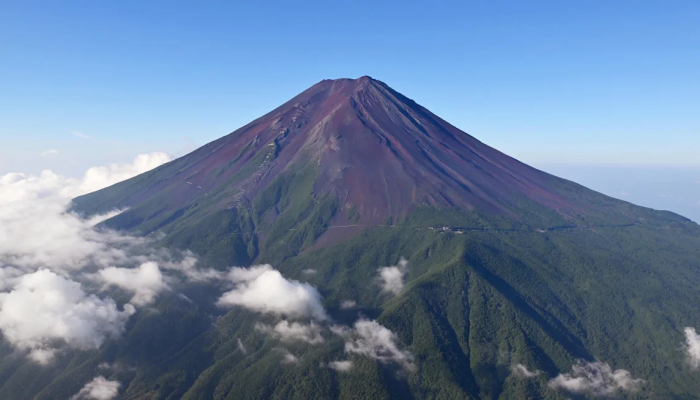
[4,200,700,399]
[22,153,700,399]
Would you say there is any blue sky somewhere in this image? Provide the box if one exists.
[1,1,699,219]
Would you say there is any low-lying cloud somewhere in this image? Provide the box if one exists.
[237,338,247,355]
[78,152,170,194]
[0,269,134,364]
[0,152,171,271]
[328,360,353,372]
[340,300,356,309]
[276,348,300,365]
[70,376,121,400]
[377,258,408,296]
[0,153,194,363]
[96,262,168,306]
[547,360,644,397]
[334,319,415,372]
[511,363,541,378]
[684,327,700,369]
[218,265,328,320]
[255,320,325,344]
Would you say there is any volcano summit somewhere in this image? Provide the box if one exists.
[74,77,668,260]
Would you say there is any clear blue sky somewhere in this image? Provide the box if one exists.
[1,1,699,219]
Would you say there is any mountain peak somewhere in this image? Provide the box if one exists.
[74,78,610,249]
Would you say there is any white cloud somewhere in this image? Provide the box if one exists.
[96,262,168,306]
[41,149,58,157]
[255,320,325,344]
[0,152,171,272]
[78,152,170,194]
[378,258,408,296]
[277,348,299,365]
[0,153,199,363]
[511,363,541,378]
[548,360,644,397]
[328,360,353,372]
[70,376,120,400]
[159,255,224,282]
[340,300,357,309]
[684,327,700,369]
[237,338,247,354]
[217,265,328,320]
[72,131,91,139]
[301,269,316,275]
[0,270,134,364]
[336,319,415,372]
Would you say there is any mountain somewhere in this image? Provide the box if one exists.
[71,76,678,266]
[4,77,700,399]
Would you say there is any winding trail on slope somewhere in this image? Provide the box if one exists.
[286,222,639,234]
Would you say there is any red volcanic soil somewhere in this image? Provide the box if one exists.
[77,76,589,244]
[159,76,572,223]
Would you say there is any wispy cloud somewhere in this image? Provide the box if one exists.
[255,320,325,344]
[41,149,58,157]
[72,131,91,139]
[511,363,542,378]
[276,348,299,365]
[340,300,356,309]
[333,319,415,372]
[237,338,247,355]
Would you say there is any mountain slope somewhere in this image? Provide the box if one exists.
[3,77,700,399]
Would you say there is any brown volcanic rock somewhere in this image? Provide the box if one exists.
[130,76,572,225]
[80,75,665,257]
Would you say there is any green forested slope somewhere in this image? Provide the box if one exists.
[2,203,700,399]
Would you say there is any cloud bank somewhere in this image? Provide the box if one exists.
[218,265,328,320]
[548,360,644,397]
[70,376,121,400]
[0,153,182,363]
[377,258,408,296]
[0,152,171,271]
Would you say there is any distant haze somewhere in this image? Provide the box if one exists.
[538,164,700,223]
